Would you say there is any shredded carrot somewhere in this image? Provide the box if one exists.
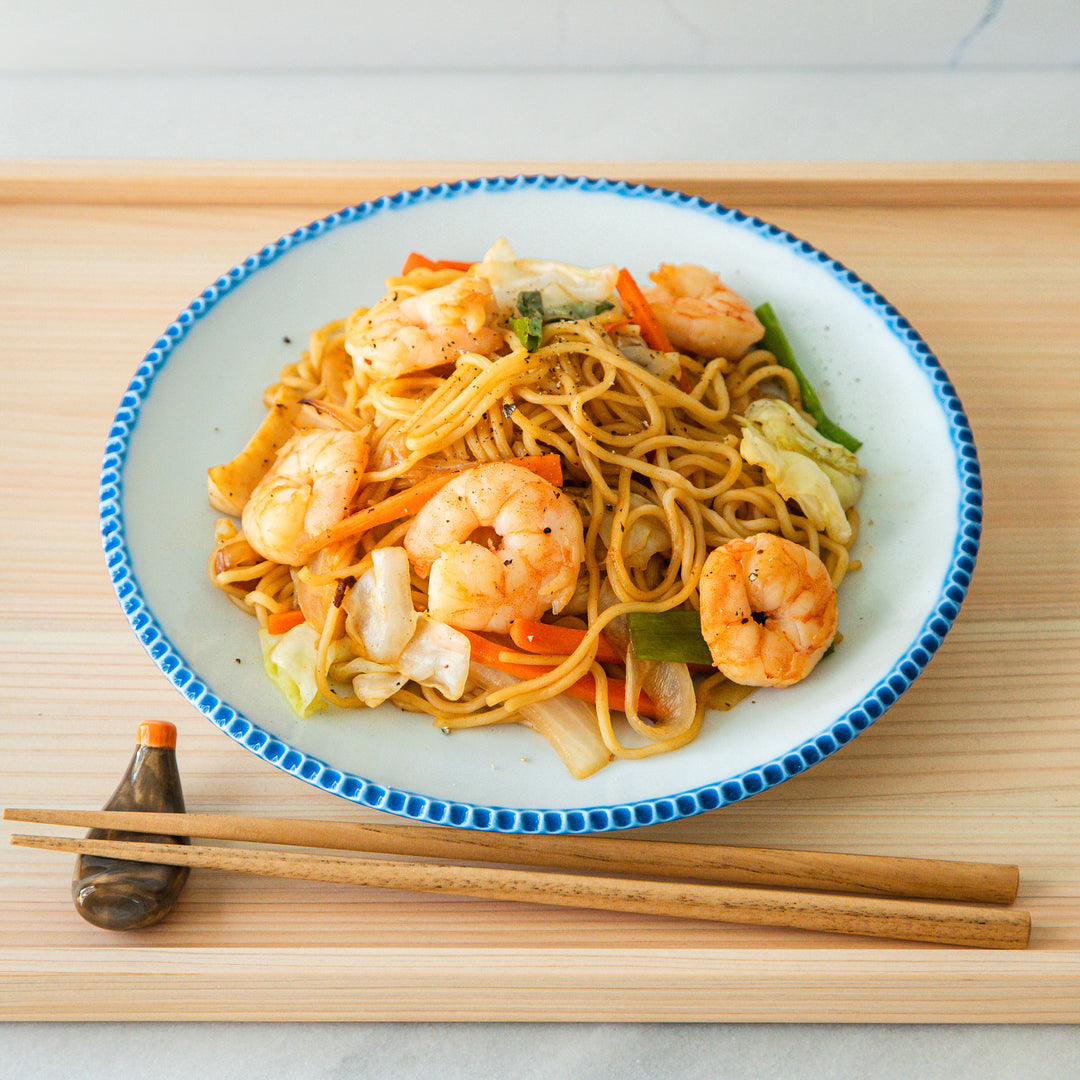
[266,608,307,635]
[615,268,673,352]
[306,472,452,555]
[400,252,475,275]
[512,452,563,487]
[616,268,693,392]
[458,628,522,666]
[296,454,564,559]
[460,629,658,719]
[509,618,622,665]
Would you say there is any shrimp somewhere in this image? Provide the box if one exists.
[241,429,368,565]
[403,461,585,634]
[698,532,837,688]
[294,539,357,631]
[345,273,503,379]
[643,264,764,360]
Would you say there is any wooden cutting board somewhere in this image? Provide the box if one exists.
[2,161,1078,1022]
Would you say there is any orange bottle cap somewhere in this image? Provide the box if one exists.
[137,721,177,749]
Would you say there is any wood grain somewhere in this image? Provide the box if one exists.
[1,161,1078,1021]
[2,159,1078,208]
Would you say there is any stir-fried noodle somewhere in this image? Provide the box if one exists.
[208,242,863,778]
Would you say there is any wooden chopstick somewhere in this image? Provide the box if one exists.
[3,807,1020,904]
[8,832,1031,949]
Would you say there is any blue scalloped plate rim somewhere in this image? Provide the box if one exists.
[99,174,981,834]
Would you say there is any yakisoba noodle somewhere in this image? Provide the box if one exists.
[207,240,863,779]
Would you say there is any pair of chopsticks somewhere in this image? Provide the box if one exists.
[4,808,1031,949]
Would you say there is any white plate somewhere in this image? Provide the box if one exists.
[100,176,981,833]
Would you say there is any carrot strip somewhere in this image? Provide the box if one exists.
[513,452,563,487]
[615,268,673,353]
[509,618,622,665]
[460,629,658,719]
[458,628,518,665]
[266,608,307,635]
[583,674,658,719]
[296,454,564,560]
[401,252,434,274]
[616,268,694,392]
[309,472,454,553]
[400,252,475,275]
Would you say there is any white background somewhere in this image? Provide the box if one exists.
[2,0,1078,162]
[2,1,1078,1077]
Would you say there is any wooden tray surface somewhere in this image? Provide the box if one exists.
[2,161,1078,1022]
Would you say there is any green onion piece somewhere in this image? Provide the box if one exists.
[510,290,544,351]
[627,609,714,666]
[754,302,862,452]
[544,299,614,321]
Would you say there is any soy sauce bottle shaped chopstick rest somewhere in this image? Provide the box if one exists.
[72,720,190,930]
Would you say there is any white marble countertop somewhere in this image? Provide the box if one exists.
[3,65,1078,164]
[3,0,1078,164]
[3,2,1079,1076]
[2,1022,1079,1079]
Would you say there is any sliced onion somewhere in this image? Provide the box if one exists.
[596,584,697,742]
[470,662,612,780]
[623,653,696,741]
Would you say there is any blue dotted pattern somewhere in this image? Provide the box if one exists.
[99,174,982,834]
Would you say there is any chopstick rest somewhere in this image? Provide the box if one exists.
[69,722,189,930]
[9,832,1031,949]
